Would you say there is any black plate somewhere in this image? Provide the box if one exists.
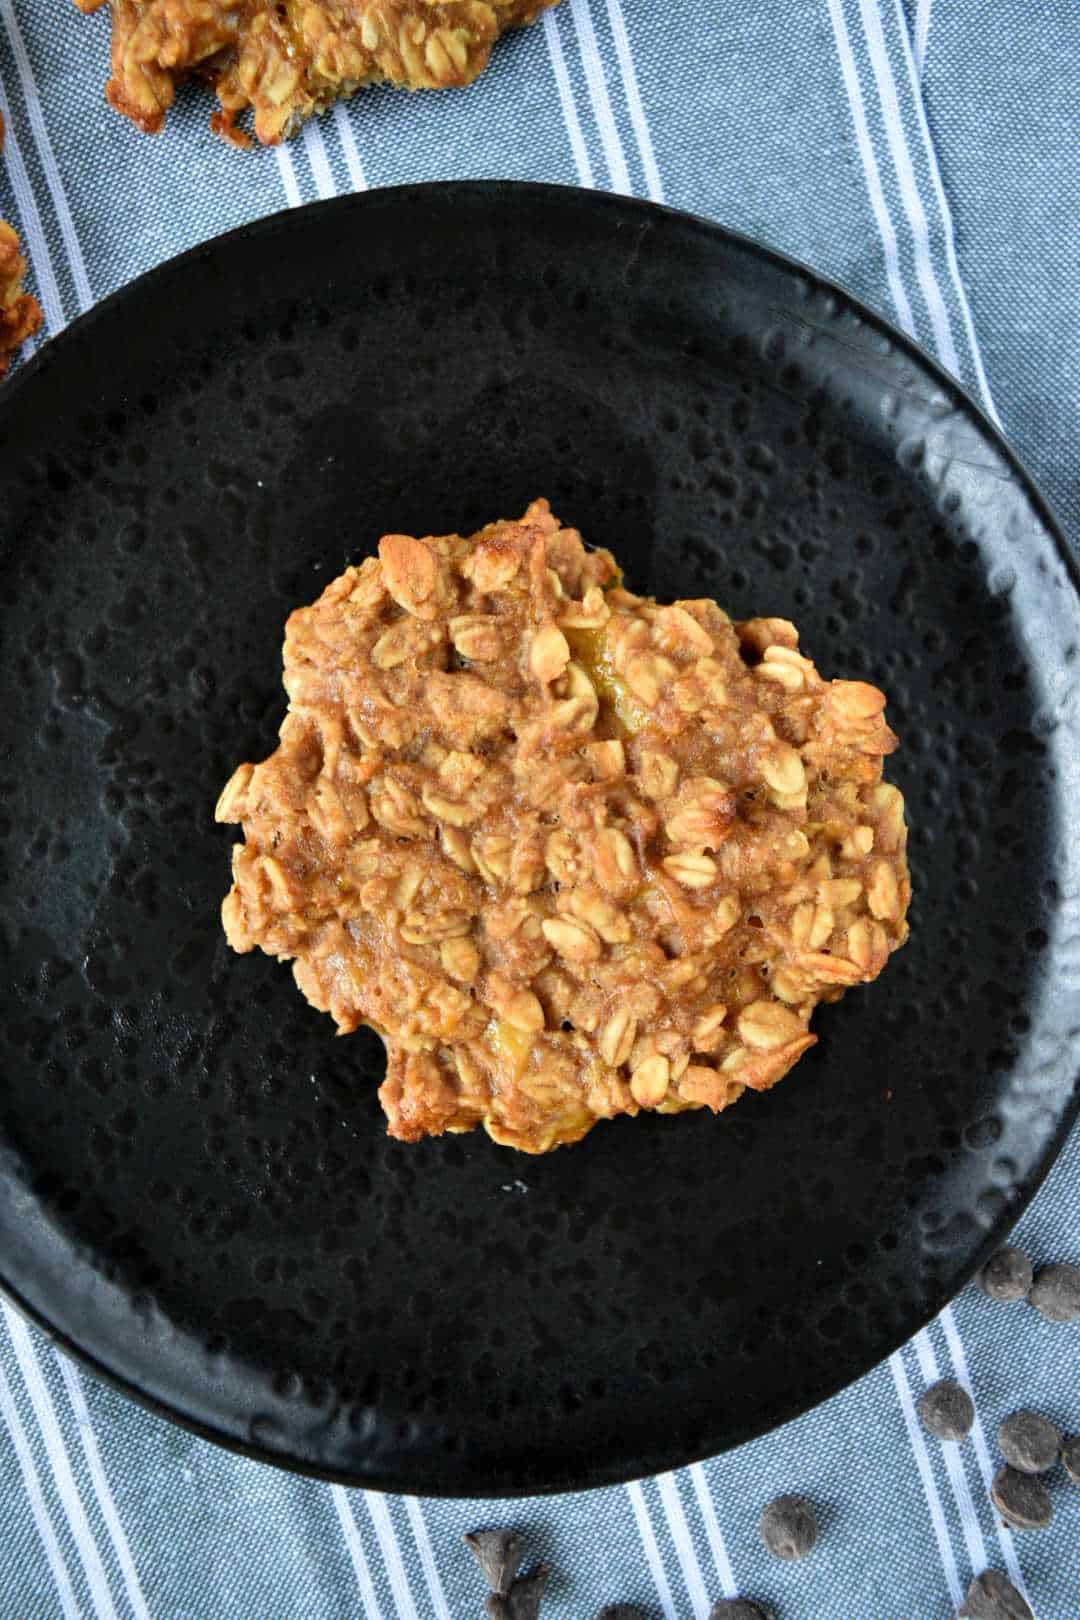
[1,183,1077,1496]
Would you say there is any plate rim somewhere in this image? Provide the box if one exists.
[1,178,1077,1497]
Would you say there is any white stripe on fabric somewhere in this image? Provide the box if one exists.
[856,0,961,375]
[0,77,63,330]
[823,0,916,337]
[824,12,1011,1603]
[688,1463,737,1600]
[403,1496,451,1620]
[912,0,933,81]
[601,0,664,202]
[656,1472,711,1619]
[625,1480,677,1620]
[362,1493,420,1620]
[543,11,595,188]
[939,1305,1033,1607]
[302,120,337,201]
[333,104,368,192]
[568,0,631,194]
[0,1353,81,1620]
[0,0,93,311]
[912,1328,987,1578]
[275,146,304,209]
[330,1486,384,1620]
[3,1307,119,1620]
[55,1357,151,1620]
[887,1348,963,1607]
[889,0,1004,427]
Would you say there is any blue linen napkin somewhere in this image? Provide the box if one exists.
[1,2,1076,1615]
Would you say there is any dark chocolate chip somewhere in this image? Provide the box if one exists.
[465,1529,524,1597]
[758,1494,817,1560]
[709,1601,770,1620]
[1028,1261,1080,1322]
[975,1247,1032,1303]
[957,1568,1033,1619]
[504,1564,550,1620]
[997,1410,1061,1474]
[917,1378,975,1441]
[990,1465,1052,1530]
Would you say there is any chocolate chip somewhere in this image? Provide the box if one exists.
[709,1601,770,1620]
[1028,1261,1080,1322]
[917,1378,975,1441]
[758,1494,817,1560]
[957,1568,1034,1619]
[465,1529,524,1597]
[975,1247,1033,1303]
[595,1608,647,1620]
[1062,1434,1080,1484]
[990,1465,1052,1530]
[498,1564,550,1620]
[997,1410,1061,1474]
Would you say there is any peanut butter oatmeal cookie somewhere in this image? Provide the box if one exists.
[75,0,558,146]
[217,500,910,1152]
[0,119,43,378]
[0,221,40,378]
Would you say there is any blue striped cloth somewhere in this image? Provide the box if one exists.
[1,2,1077,1616]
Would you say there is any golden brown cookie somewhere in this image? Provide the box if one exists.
[0,114,43,378]
[75,0,558,146]
[217,501,911,1152]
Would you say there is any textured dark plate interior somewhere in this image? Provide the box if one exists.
[1,183,1077,1496]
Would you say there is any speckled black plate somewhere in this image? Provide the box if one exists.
[1,183,1077,1496]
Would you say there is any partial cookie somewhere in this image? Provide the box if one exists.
[76,0,558,146]
[217,500,911,1152]
[0,116,43,377]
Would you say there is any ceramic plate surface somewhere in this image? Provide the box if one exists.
[1,182,1077,1494]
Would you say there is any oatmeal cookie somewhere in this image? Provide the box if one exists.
[75,0,558,146]
[0,118,43,378]
[217,500,910,1152]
